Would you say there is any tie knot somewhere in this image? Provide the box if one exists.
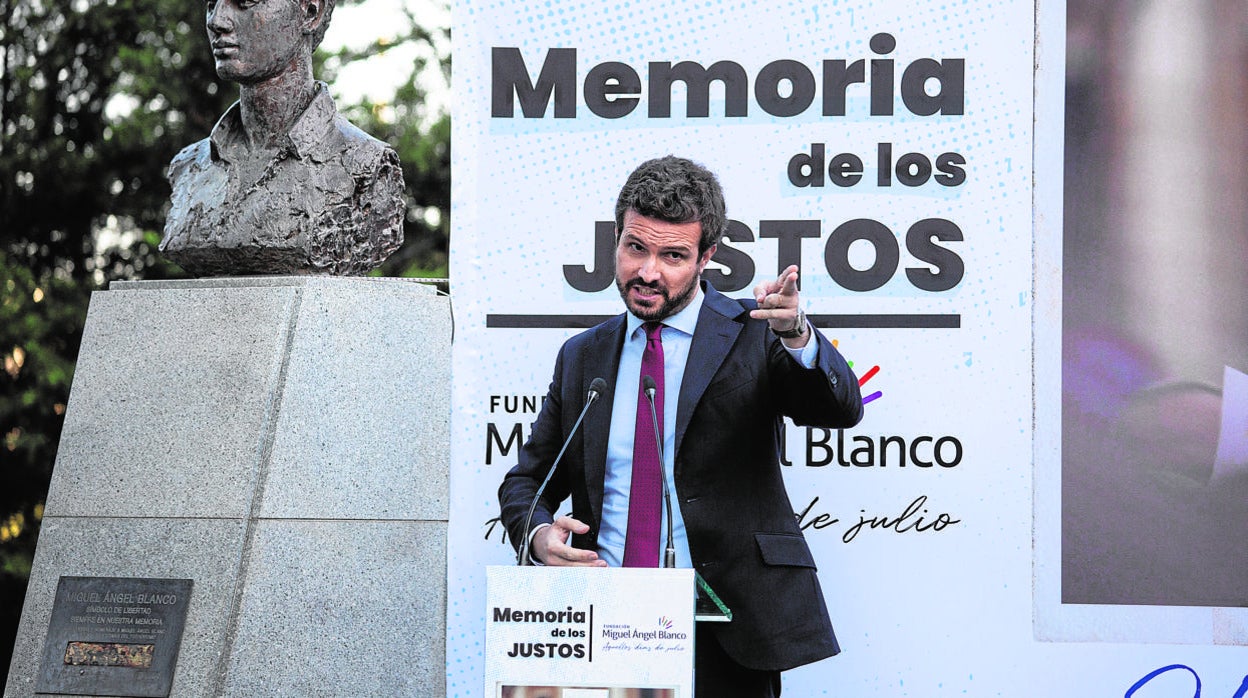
[643,322,664,342]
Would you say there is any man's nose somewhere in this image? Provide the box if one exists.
[207,2,233,33]
[638,256,661,282]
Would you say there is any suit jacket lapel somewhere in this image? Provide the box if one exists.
[675,284,745,459]
[581,315,625,527]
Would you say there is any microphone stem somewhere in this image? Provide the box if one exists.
[646,386,677,569]
[518,389,599,565]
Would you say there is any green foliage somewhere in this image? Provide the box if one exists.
[0,0,451,676]
[0,250,87,674]
[1,0,233,281]
[0,249,84,550]
[326,6,451,278]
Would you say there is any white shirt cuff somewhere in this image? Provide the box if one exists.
[526,522,551,565]
[782,322,819,368]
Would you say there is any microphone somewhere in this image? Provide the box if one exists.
[518,377,607,566]
[642,375,677,569]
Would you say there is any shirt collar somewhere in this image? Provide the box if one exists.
[208,82,337,163]
[625,283,705,339]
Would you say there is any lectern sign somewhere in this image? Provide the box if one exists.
[36,576,192,697]
[485,567,694,697]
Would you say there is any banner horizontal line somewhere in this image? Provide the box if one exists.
[808,314,962,329]
[486,314,961,329]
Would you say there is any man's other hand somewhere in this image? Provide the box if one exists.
[533,516,609,567]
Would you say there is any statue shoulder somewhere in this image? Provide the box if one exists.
[331,115,399,171]
[167,138,211,182]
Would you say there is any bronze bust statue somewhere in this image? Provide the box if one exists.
[161,0,405,276]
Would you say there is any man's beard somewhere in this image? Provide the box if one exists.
[615,273,700,322]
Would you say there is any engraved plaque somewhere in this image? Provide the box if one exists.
[36,577,193,697]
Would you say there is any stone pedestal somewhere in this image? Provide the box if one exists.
[5,277,450,697]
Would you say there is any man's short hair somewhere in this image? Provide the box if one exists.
[614,156,727,254]
[309,0,336,50]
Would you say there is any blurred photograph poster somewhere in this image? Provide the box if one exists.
[1038,0,1248,671]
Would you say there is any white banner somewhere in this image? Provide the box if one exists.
[449,1,1247,695]
[484,567,694,697]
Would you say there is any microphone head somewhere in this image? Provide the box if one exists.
[642,375,657,394]
[588,377,608,400]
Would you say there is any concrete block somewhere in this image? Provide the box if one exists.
[259,279,451,521]
[7,277,451,697]
[219,520,447,697]
[44,286,298,520]
[4,517,247,698]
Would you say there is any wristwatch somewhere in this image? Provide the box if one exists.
[773,309,807,339]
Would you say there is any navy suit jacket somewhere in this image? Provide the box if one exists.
[499,282,863,671]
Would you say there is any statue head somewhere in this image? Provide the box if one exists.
[205,0,336,84]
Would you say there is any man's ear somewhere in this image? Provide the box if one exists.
[697,244,717,273]
[301,0,328,36]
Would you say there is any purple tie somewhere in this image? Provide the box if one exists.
[623,322,665,568]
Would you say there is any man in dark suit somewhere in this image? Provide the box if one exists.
[498,156,863,697]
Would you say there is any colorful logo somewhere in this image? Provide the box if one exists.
[657,616,673,630]
[833,339,882,406]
